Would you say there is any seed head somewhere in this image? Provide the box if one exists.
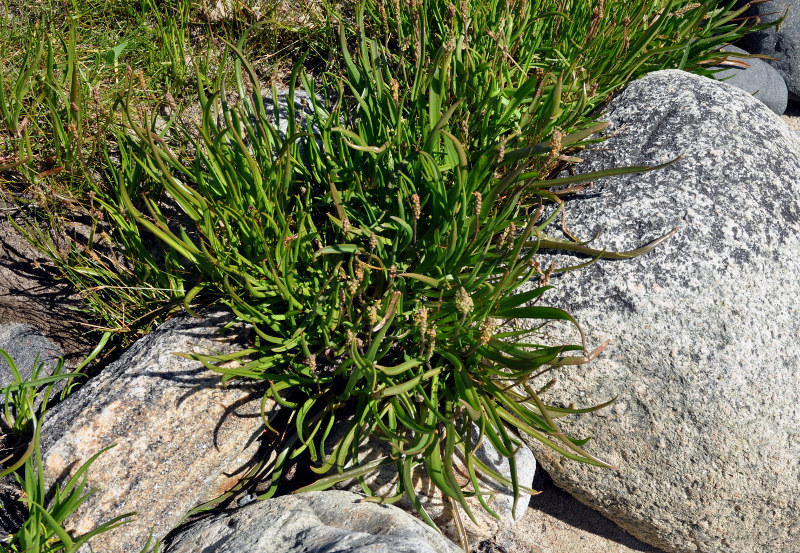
[369,232,378,252]
[550,129,563,158]
[378,0,389,36]
[306,355,317,372]
[136,69,146,91]
[473,191,482,218]
[411,194,421,220]
[367,303,379,326]
[673,3,700,16]
[455,287,474,315]
[342,217,351,235]
[426,326,437,360]
[390,79,400,105]
[415,306,429,336]
[478,318,496,346]
[506,222,517,248]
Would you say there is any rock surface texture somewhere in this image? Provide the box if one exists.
[0,324,62,388]
[736,0,800,98]
[0,475,27,544]
[713,44,788,114]
[163,490,462,553]
[520,69,800,552]
[332,422,536,543]
[40,310,271,553]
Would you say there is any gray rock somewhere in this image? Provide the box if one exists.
[0,324,62,389]
[40,309,274,553]
[712,45,788,114]
[0,475,27,544]
[519,69,800,552]
[736,0,800,99]
[163,490,462,553]
[329,422,536,543]
[0,326,60,543]
[263,89,319,141]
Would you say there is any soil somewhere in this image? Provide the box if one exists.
[0,193,101,367]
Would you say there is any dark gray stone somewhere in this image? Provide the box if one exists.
[0,327,63,543]
[712,45,788,114]
[0,475,26,544]
[0,324,62,389]
[736,0,800,99]
[519,70,800,552]
[163,490,462,553]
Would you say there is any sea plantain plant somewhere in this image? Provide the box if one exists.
[14,0,767,548]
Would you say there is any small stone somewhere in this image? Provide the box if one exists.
[712,45,788,115]
[736,0,800,100]
[163,490,462,553]
[0,324,62,389]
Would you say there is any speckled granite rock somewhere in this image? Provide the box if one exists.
[163,490,462,553]
[0,324,62,388]
[712,45,788,114]
[519,70,800,552]
[331,422,536,544]
[40,309,273,553]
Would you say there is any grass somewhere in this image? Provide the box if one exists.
[0,0,773,551]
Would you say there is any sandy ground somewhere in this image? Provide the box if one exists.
[781,101,800,132]
[479,470,664,553]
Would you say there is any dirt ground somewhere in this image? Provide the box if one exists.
[0,198,98,367]
[492,469,664,553]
